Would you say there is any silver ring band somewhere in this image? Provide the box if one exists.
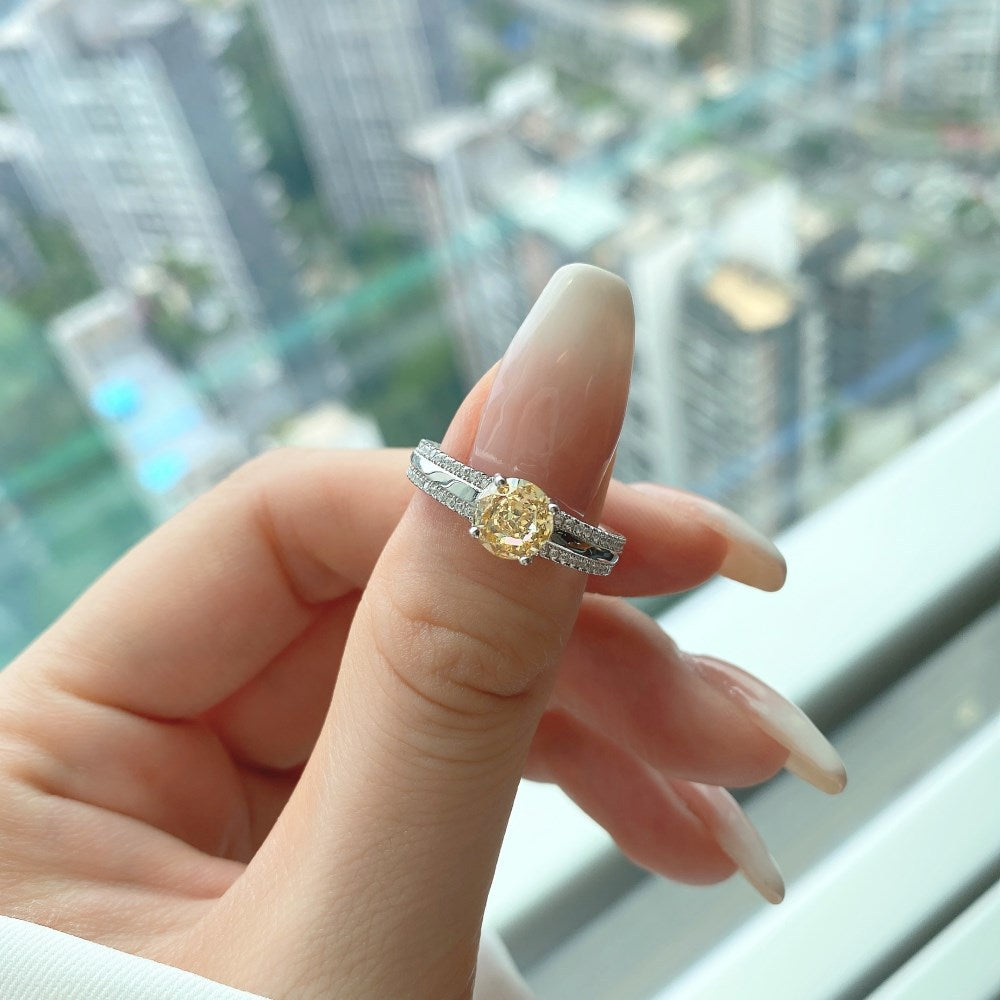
[407,439,625,576]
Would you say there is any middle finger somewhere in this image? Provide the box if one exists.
[553,594,847,792]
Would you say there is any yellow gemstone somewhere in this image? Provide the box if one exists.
[473,478,554,560]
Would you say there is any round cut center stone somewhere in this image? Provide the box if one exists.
[473,478,554,560]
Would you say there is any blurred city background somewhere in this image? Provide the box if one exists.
[0,0,997,664]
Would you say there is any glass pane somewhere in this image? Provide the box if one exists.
[1,0,997,669]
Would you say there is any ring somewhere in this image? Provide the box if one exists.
[407,440,625,576]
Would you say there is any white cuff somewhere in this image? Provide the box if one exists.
[0,916,534,999]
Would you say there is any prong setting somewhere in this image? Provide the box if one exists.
[548,502,559,514]
[469,525,481,538]
[468,475,555,562]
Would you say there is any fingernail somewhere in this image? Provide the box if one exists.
[630,484,787,591]
[693,655,848,795]
[675,782,785,904]
[469,263,634,520]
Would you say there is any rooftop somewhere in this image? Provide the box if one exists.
[512,0,689,49]
[48,288,137,347]
[797,202,838,248]
[272,403,383,451]
[501,171,627,252]
[703,264,796,332]
[839,240,917,282]
[487,63,557,120]
[636,148,741,200]
[402,108,491,163]
[618,3,690,46]
[0,0,181,50]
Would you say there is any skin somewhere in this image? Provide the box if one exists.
[0,343,797,999]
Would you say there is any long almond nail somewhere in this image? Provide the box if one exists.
[629,484,787,591]
[674,781,785,904]
[693,655,848,794]
[469,263,634,521]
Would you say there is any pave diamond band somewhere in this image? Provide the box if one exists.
[407,439,625,576]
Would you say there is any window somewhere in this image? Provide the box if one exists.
[1,0,998,996]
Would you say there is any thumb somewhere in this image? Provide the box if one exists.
[203,264,634,999]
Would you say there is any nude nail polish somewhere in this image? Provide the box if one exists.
[629,484,787,592]
[693,655,848,795]
[675,781,785,904]
[469,263,634,521]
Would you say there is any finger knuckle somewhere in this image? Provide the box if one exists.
[365,571,561,718]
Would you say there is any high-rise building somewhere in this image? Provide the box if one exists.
[886,0,1000,115]
[0,0,301,336]
[680,262,825,531]
[406,66,638,381]
[406,70,829,501]
[820,240,934,402]
[268,402,385,451]
[0,118,54,217]
[406,106,527,381]
[256,0,462,232]
[798,205,861,285]
[731,0,1000,115]
[730,0,854,92]
[607,226,696,487]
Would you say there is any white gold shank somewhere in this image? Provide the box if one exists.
[407,439,625,576]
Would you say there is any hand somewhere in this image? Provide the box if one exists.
[0,265,844,998]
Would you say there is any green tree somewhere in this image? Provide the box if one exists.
[344,224,420,275]
[12,219,99,323]
[792,131,837,170]
[0,302,104,493]
[367,330,464,446]
[555,69,619,109]
[143,253,231,369]
[652,0,729,65]
[312,267,463,447]
[467,47,517,102]
[477,0,520,33]
[223,4,317,203]
[822,403,847,459]
[953,196,998,239]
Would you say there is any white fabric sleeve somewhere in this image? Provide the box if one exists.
[0,916,535,999]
